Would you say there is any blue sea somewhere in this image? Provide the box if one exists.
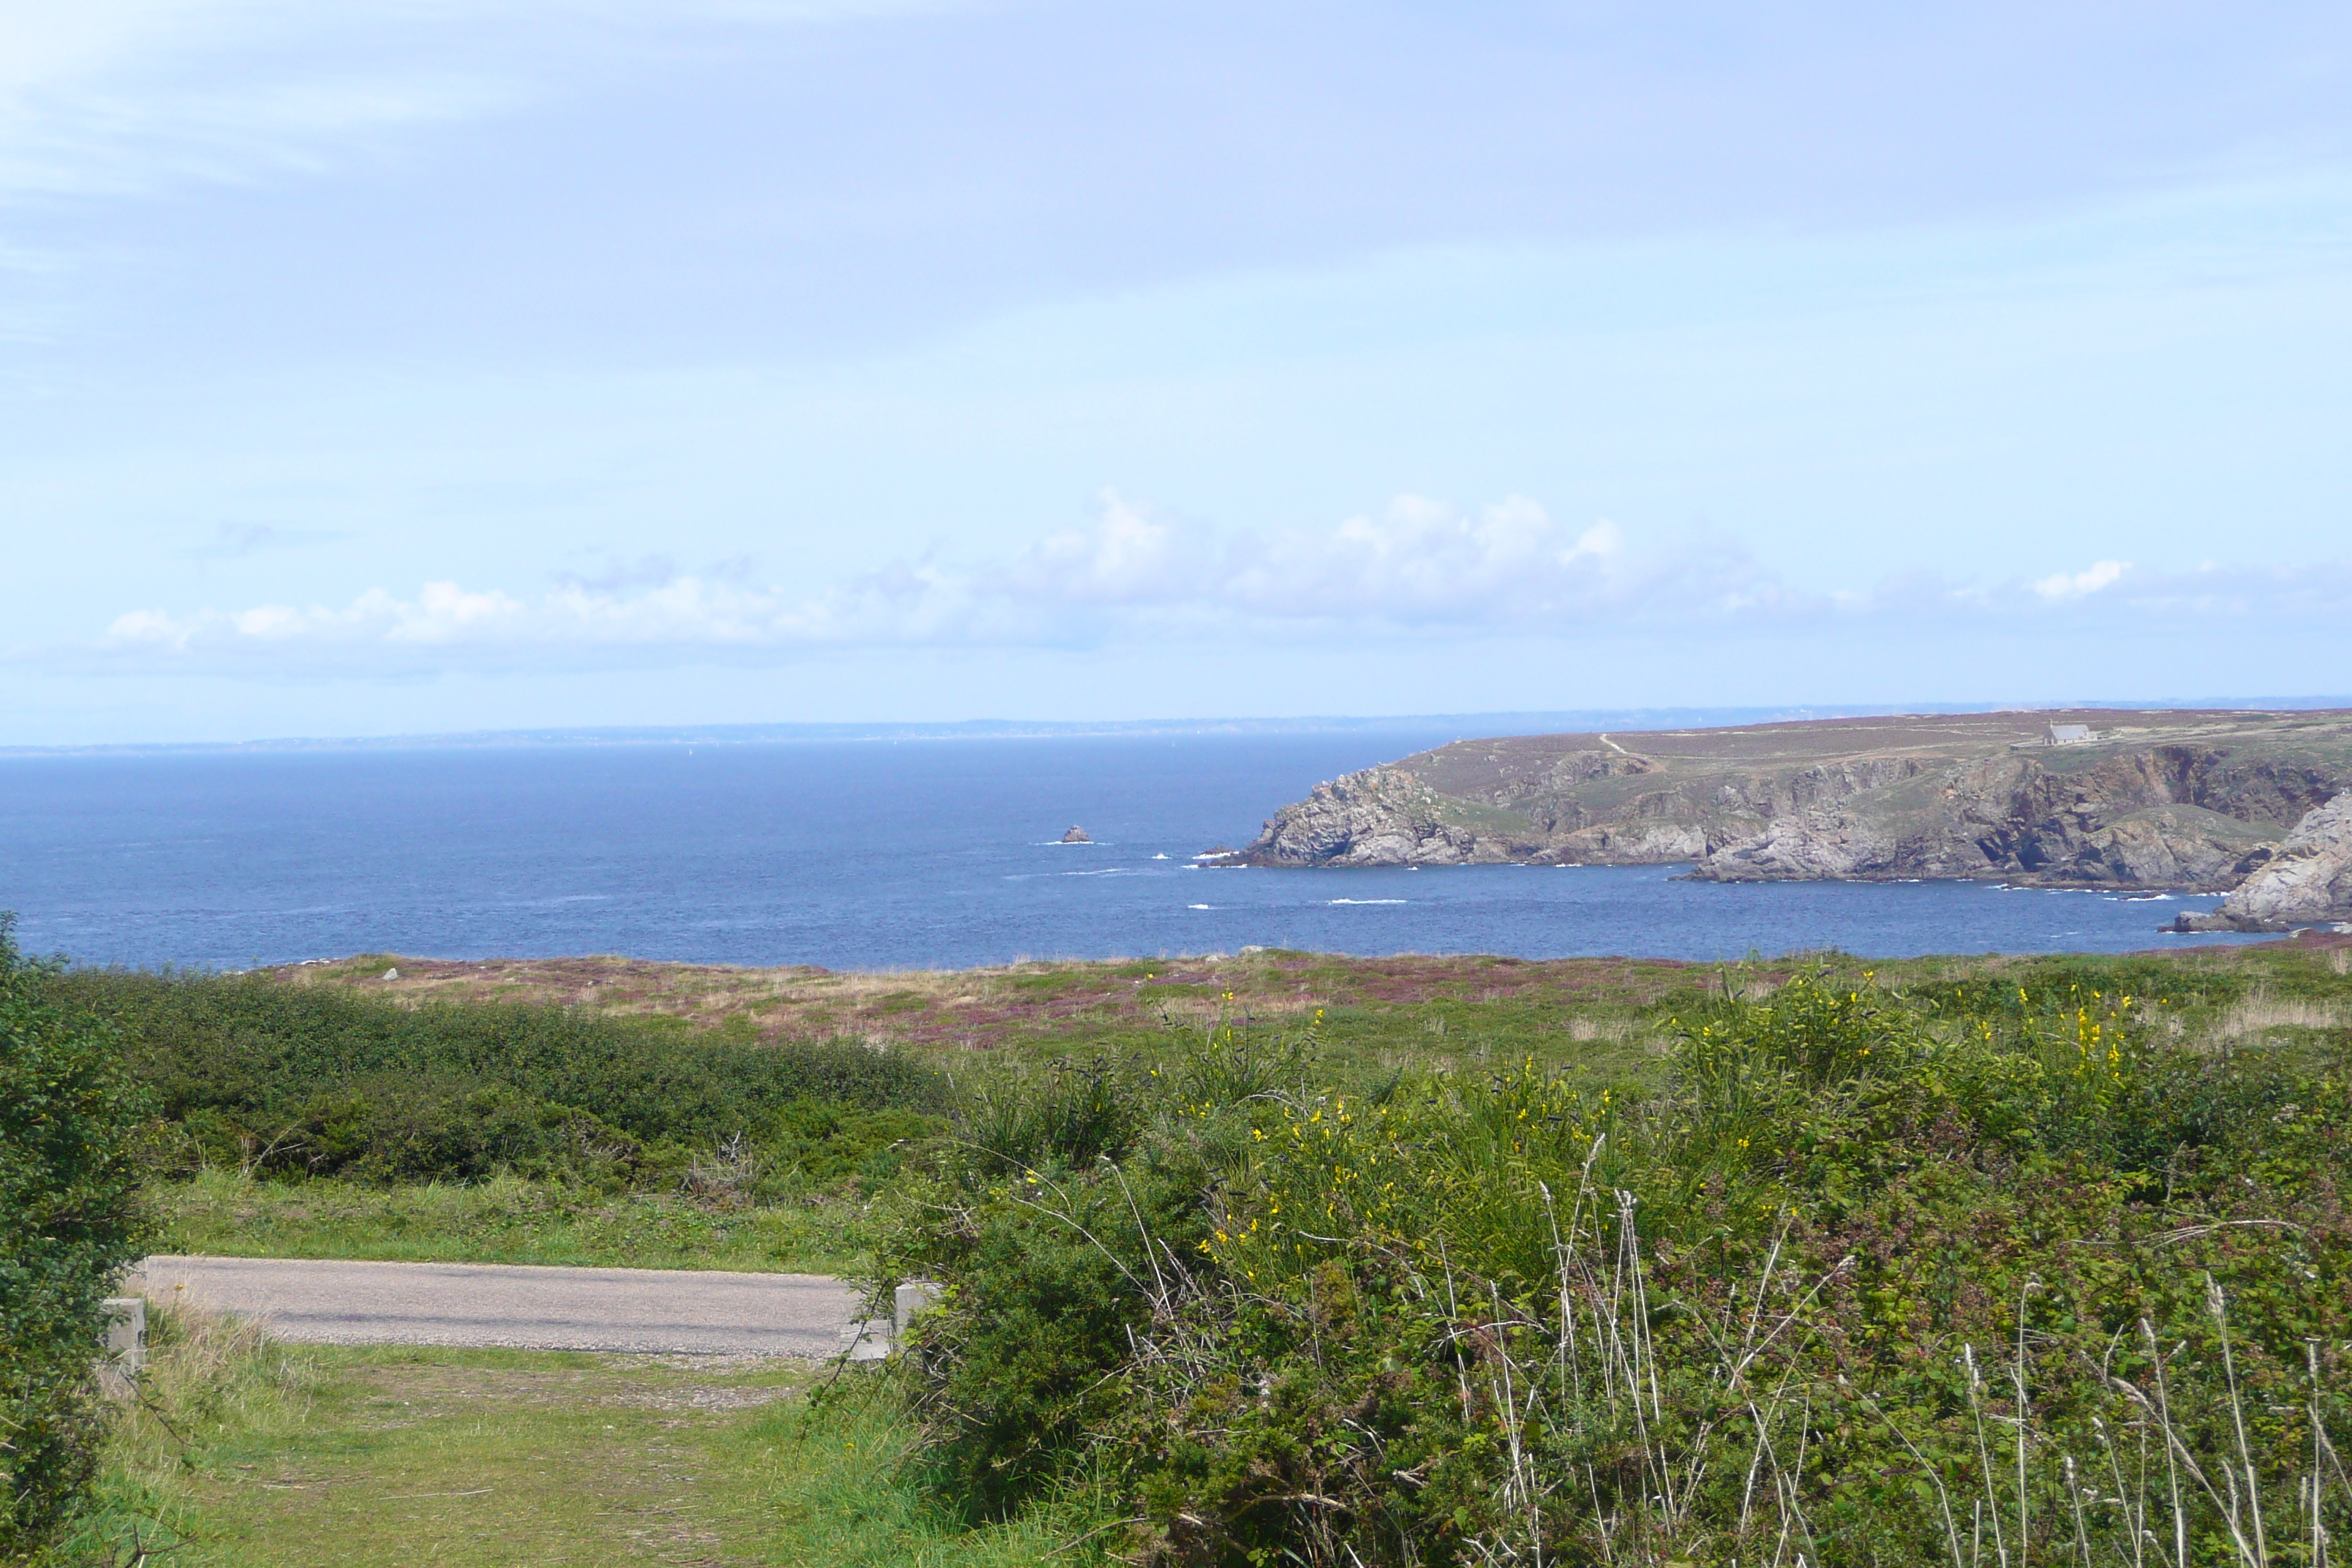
[0,732,2270,971]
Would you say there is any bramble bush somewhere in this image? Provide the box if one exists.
[0,919,149,1561]
[886,968,2352,1565]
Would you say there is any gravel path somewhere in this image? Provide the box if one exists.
[127,1254,867,1357]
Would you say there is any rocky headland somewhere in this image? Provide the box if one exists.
[2166,790,2352,931]
[1232,709,2352,897]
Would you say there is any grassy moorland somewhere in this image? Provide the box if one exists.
[254,940,2352,1068]
[253,946,1703,1074]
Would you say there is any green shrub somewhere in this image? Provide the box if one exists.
[48,969,951,1189]
[959,1058,1146,1177]
[913,1149,1210,1518]
[0,919,149,1560]
[760,1100,941,1191]
[900,1052,1226,1517]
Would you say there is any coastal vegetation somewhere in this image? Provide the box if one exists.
[12,932,2352,1562]
[52,966,949,1189]
[49,940,2352,1280]
[150,1166,881,1274]
[0,922,149,1561]
[887,954,2352,1564]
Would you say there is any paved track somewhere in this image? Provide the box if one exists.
[128,1255,866,1357]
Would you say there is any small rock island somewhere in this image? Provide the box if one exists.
[1060,825,1092,843]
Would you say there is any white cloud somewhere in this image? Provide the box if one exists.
[2077,561,2352,621]
[1216,498,1625,622]
[2030,559,2130,602]
[57,496,2352,677]
[80,495,1781,671]
[994,494,1802,628]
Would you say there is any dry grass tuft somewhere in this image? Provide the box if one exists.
[142,1303,312,1403]
[103,1300,323,1490]
[2215,990,2344,1038]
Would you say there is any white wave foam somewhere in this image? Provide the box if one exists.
[1329,898,1407,905]
[1187,903,1212,910]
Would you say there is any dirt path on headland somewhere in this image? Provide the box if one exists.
[128,1254,862,1356]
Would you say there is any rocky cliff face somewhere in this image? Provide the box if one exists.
[1233,711,2352,890]
[2169,792,2352,930]
[1693,748,2306,886]
[1241,769,1493,866]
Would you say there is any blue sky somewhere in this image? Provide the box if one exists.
[3,1,2348,743]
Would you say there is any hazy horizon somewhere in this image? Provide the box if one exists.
[10,696,2352,758]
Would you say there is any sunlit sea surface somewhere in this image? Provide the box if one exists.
[0,734,2272,970]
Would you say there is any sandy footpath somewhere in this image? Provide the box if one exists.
[127,1254,864,1357]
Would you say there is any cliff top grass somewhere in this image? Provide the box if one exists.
[261,934,2352,1073]
[1398,705,2352,798]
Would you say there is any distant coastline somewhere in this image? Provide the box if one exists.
[7,696,2352,758]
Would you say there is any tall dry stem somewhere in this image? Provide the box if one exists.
[2208,1273,2269,1568]
[2144,1319,2189,1568]
[1965,1345,2012,1568]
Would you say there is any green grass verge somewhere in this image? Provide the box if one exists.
[56,1305,1105,1567]
[151,1169,878,1275]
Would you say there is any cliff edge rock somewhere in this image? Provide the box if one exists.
[2168,791,2352,931]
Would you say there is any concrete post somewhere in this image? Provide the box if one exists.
[102,1297,146,1376]
[894,1281,941,1334]
[840,1281,943,1362]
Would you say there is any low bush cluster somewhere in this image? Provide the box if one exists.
[0,921,149,1561]
[47,969,951,1192]
[887,968,2352,1566]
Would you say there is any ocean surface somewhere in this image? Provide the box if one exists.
[0,732,2272,971]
